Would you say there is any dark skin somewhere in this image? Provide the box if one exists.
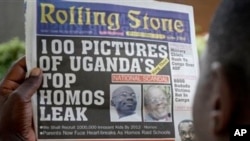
[0,57,43,141]
[193,0,250,140]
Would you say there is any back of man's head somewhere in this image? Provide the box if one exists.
[193,0,250,141]
[206,0,250,86]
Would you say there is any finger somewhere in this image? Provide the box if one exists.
[13,68,43,102]
[0,57,27,93]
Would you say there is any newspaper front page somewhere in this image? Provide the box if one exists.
[25,0,199,140]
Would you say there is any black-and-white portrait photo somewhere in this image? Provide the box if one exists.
[143,85,172,122]
[178,119,195,141]
[110,85,141,122]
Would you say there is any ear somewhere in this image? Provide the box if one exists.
[210,62,233,134]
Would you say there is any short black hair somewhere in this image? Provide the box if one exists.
[178,119,193,131]
[206,0,250,97]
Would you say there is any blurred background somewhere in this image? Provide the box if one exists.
[0,0,220,79]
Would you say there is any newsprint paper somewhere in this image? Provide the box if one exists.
[25,0,199,140]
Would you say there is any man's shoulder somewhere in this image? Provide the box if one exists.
[144,114,172,122]
[144,114,155,122]
[118,113,141,122]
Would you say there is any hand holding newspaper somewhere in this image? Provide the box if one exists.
[25,0,199,140]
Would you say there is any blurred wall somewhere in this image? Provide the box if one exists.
[157,0,220,34]
[0,0,24,43]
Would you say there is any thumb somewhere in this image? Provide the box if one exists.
[14,68,43,102]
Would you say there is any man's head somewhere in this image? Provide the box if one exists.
[193,0,250,141]
[178,120,195,141]
[144,86,169,120]
[111,86,137,118]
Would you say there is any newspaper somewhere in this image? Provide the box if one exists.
[25,0,199,140]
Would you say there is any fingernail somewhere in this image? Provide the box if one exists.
[30,68,41,76]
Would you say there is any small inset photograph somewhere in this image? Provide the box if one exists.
[110,84,142,122]
[143,85,172,122]
[178,119,195,141]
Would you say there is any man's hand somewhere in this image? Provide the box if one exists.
[0,57,43,141]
